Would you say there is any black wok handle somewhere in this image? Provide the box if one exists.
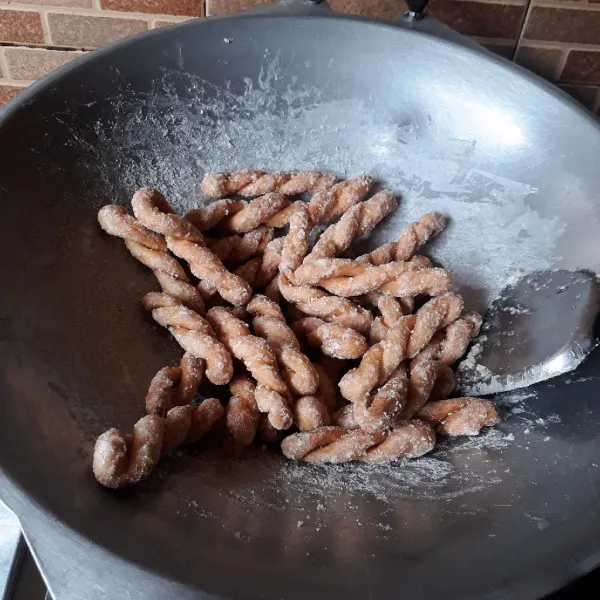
[405,0,429,19]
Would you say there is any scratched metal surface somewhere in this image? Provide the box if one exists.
[1,5,600,600]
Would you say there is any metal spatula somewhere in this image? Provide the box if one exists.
[456,270,600,396]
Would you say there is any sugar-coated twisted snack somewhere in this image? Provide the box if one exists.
[279,203,311,274]
[294,258,451,298]
[132,188,252,306]
[224,375,260,455]
[405,292,464,358]
[93,398,224,488]
[218,193,289,234]
[292,317,368,360]
[353,365,408,433]
[281,420,435,463]
[143,293,233,385]
[234,238,284,292]
[339,294,463,404]
[367,295,410,344]
[305,190,397,261]
[339,315,416,403]
[399,360,457,420]
[417,398,500,436]
[146,353,204,417]
[278,272,373,335]
[412,311,482,367]
[246,295,319,397]
[356,211,446,265]
[294,396,331,432]
[185,199,246,231]
[206,306,293,430]
[200,170,337,199]
[97,205,206,315]
[205,226,273,265]
[307,175,372,225]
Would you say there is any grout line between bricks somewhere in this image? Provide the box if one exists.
[39,11,52,46]
[0,79,32,87]
[533,1,600,10]
[0,48,9,79]
[512,0,534,61]
[553,48,570,82]
[520,40,600,52]
[1,41,87,51]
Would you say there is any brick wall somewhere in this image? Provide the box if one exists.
[1,0,599,115]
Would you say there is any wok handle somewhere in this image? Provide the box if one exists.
[405,0,429,19]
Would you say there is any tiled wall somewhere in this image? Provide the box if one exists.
[1,0,599,115]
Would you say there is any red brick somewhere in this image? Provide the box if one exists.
[0,9,44,44]
[4,47,82,81]
[428,0,525,39]
[205,0,274,16]
[561,50,600,84]
[525,7,600,45]
[0,84,24,107]
[47,13,148,49]
[0,0,92,7]
[327,0,403,20]
[515,45,563,81]
[101,0,201,16]
[152,18,192,27]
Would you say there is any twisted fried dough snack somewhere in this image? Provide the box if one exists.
[292,317,368,360]
[185,199,246,231]
[281,420,435,464]
[279,203,311,274]
[339,315,416,403]
[305,189,397,261]
[132,188,252,306]
[368,295,410,344]
[224,375,260,455]
[307,175,372,225]
[405,292,464,358]
[93,398,224,488]
[417,398,500,436]
[206,306,293,430]
[400,360,456,420]
[218,193,289,234]
[294,396,331,432]
[356,211,446,265]
[146,353,204,417]
[246,295,319,397]
[278,272,373,334]
[412,311,482,367]
[234,238,284,291]
[353,365,408,433]
[200,170,336,199]
[338,293,463,403]
[294,258,451,298]
[206,226,273,264]
[143,292,233,386]
[98,205,206,315]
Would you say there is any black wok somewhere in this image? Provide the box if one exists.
[2,2,600,599]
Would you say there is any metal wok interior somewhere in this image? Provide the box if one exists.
[2,8,600,600]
